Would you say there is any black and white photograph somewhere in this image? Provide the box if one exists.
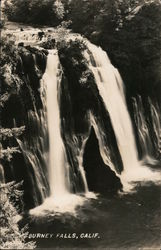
[0,0,161,249]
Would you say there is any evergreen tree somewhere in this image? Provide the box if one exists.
[0,182,36,249]
[0,39,36,250]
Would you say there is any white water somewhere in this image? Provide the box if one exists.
[77,137,89,193]
[132,96,158,165]
[149,98,161,157]
[30,49,93,215]
[89,112,118,176]
[85,42,161,191]
[43,50,70,197]
[85,43,139,171]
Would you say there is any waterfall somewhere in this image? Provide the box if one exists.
[149,98,161,158]
[42,49,91,198]
[42,50,70,197]
[85,43,139,172]
[5,27,159,211]
[30,49,93,215]
[76,137,89,193]
[16,109,49,206]
[132,96,159,164]
[89,112,117,175]
[132,96,161,162]
[84,42,160,190]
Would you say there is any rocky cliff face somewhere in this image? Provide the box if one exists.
[2,28,160,210]
[1,42,49,209]
[1,32,123,209]
[58,39,123,193]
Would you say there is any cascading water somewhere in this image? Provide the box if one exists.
[16,108,49,206]
[42,49,92,199]
[43,50,70,197]
[84,42,160,190]
[30,49,93,215]
[132,96,159,165]
[7,28,159,211]
[76,137,89,193]
[148,98,161,158]
[89,112,117,175]
[85,42,139,172]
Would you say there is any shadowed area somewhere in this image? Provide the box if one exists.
[83,127,122,194]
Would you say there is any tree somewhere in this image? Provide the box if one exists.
[65,0,161,103]
[0,182,36,249]
[65,0,146,35]
[0,39,36,249]
[0,125,36,249]
[3,0,65,26]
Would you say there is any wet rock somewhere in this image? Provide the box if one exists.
[18,42,24,47]
[83,127,122,194]
[38,31,45,40]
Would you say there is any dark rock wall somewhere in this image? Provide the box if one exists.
[1,39,126,209]
[1,44,49,209]
[58,39,123,193]
[83,127,122,194]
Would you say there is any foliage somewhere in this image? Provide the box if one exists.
[0,126,25,161]
[0,107,35,249]
[0,182,36,249]
[0,39,18,67]
[2,0,160,126]
[0,38,23,96]
[0,146,20,162]
[0,38,35,248]
[58,37,87,53]
[0,127,25,140]
[58,38,97,134]
[107,1,161,102]
[58,38,88,77]
[40,38,56,49]
[64,0,161,103]
[65,0,146,34]
[0,93,10,107]
[3,0,65,26]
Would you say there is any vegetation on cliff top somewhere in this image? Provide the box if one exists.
[2,0,161,103]
[2,0,65,26]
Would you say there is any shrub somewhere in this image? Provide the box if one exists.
[0,182,36,249]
